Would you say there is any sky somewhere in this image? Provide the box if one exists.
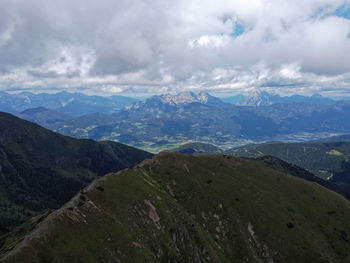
[0,0,350,97]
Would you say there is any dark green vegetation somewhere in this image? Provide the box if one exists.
[168,141,350,199]
[229,141,350,180]
[2,153,350,262]
[229,141,350,197]
[0,211,52,256]
[255,155,348,199]
[168,142,223,154]
[0,112,152,236]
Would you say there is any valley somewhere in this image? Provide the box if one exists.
[7,90,350,153]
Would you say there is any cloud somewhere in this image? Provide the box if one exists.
[0,0,349,96]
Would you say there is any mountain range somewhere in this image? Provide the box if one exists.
[0,91,138,116]
[222,91,334,106]
[2,90,350,153]
[0,90,335,116]
[125,91,226,111]
[37,93,350,152]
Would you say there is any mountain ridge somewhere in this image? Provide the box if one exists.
[0,91,138,116]
[237,90,333,106]
[228,140,350,200]
[2,153,350,262]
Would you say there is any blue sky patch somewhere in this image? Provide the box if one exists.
[231,22,245,37]
[335,5,350,19]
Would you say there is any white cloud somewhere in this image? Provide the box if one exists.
[0,0,349,96]
[38,45,96,77]
[0,23,14,47]
[189,34,230,48]
[279,63,301,79]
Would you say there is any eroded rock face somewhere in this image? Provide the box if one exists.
[144,200,161,230]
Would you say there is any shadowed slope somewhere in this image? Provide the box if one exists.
[0,112,152,235]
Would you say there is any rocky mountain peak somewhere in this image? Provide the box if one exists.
[159,91,199,105]
[239,90,280,106]
[126,91,225,111]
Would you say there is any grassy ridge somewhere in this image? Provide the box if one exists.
[167,142,223,154]
[2,153,350,262]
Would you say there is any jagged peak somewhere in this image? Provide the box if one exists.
[126,91,224,110]
[239,90,280,106]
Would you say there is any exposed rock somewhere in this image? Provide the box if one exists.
[144,199,161,230]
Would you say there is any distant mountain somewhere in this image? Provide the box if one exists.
[239,90,281,106]
[9,90,350,153]
[3,153,350,262]
[0,91,138,116]
[0,91,17,114]
[0,90,334,116]
[18,107,120,133]
[17,107,72,129]
[57,94,138,116]
[237,90,333,106]
[316,133,350,143]
[168,142,223,154]
[54,112,120,138]
[43,99,350,152]
[221,94,246,104]
[0,112,152,236]
[284,93,334,104]
[82,103,280,152]
[125,91,226,111]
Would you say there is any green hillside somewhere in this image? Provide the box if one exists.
[0,112,152,236]
[228,141,350,182]
[2,153,350,262]
[168,142,223,154]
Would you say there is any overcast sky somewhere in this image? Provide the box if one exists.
[0,0,349,96]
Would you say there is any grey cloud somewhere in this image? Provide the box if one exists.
[0,0,349,96]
